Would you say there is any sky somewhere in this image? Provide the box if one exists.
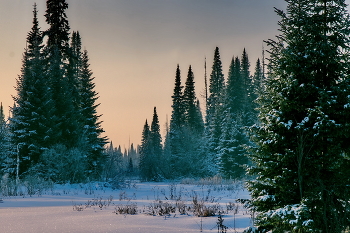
[3,0,345,150]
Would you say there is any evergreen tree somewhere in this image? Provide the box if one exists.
[217,111,247,179]
[226,56,244,117]
[44,0,80,148]
[207,47,225,125]
[183,65,204,133]
[248,1,350,231]
[0,103,9,175]
[168,65,184,177]
[149,107,163,180]
[79,49,107,177]
[10,4,54,176]
[139,120,151,180]
[206,47,225,173]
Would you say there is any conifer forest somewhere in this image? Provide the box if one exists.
[2,0,350,232]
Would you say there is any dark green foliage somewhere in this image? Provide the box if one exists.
[79,49,107,178]
[166,65,205,178]
[139,108,163,181]
[139,120,151,180]
[183,65,204,134]
[0,103,10,175]
[44,0,70,53]
[206,47,226,174]
[207,47,225,126]
[248,1,350,231]
[217,111,248,179]
[9,1,106,181]
[10,4,55,175]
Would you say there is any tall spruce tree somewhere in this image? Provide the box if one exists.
[11,4,54,176]
[248,1,350,231]
[44,0,80,147]
[139,120,151,180]
[149,107,163,180]
[206,47,225,173]
[139,108,163,181]
[183,65,204,133]
[79,49,107,177]
[168,65,184,177]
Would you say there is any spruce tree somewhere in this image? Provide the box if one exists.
[207,47,225,125]
[44,0,80,148]
[11,4,54,175]
[206,47,225,173]
[0,103,9,175]
[168,65,184,177]
[248,1,350,231]
[183,65,204,133]
[139,120,151,180]
[226,56,244,117]
[149,107,163,180]
[79,49,107,177]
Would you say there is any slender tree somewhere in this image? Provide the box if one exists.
[139,120,151,180]
[206,47,225,173]
[79,49,108,177]
[10,4,54,175]
[168,65,185,177]
[183,65,204,133]
[248,1,350,231]
[149,107,163,180]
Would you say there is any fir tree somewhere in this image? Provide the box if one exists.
[207,47,225,125]
[10,4,54,176]
[139,119,153,181]
[149,107,163,180]
[226,56,244,117]
[206,47,225,173]
[44,0,80,148]
[248,1,350,231]
[79,49,107,177]
[168,65,185,177]
[0,103,9,175]
[183,65,204,133]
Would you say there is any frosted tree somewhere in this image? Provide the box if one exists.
[10,4,54,176]
[248,0,350,231]
[79,49,107,178]
[206,47,225,173]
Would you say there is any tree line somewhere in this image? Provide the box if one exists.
[0,1,107,182]
[138,47,264,181]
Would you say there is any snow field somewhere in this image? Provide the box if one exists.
[0,181,253,233]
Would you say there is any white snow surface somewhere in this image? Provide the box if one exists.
[0,181,252,233]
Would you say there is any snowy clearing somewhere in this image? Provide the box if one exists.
[0,181,253,233]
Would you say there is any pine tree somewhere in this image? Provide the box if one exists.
[168,65,185,177]
[207,47,225,125]
[149,107,163,180]
[183,65,204,133]
[44,0,80,148]
[226,56,244,117]
[10,4,55,176]
[139,120,151,180]
[248,1,350,231]
[0,103,9,175]
[206,47,225,173]
[217,111,247,179]
[79,49,107,177]
[240,48,254,125]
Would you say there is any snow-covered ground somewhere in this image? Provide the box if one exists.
[0,181,253,233]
